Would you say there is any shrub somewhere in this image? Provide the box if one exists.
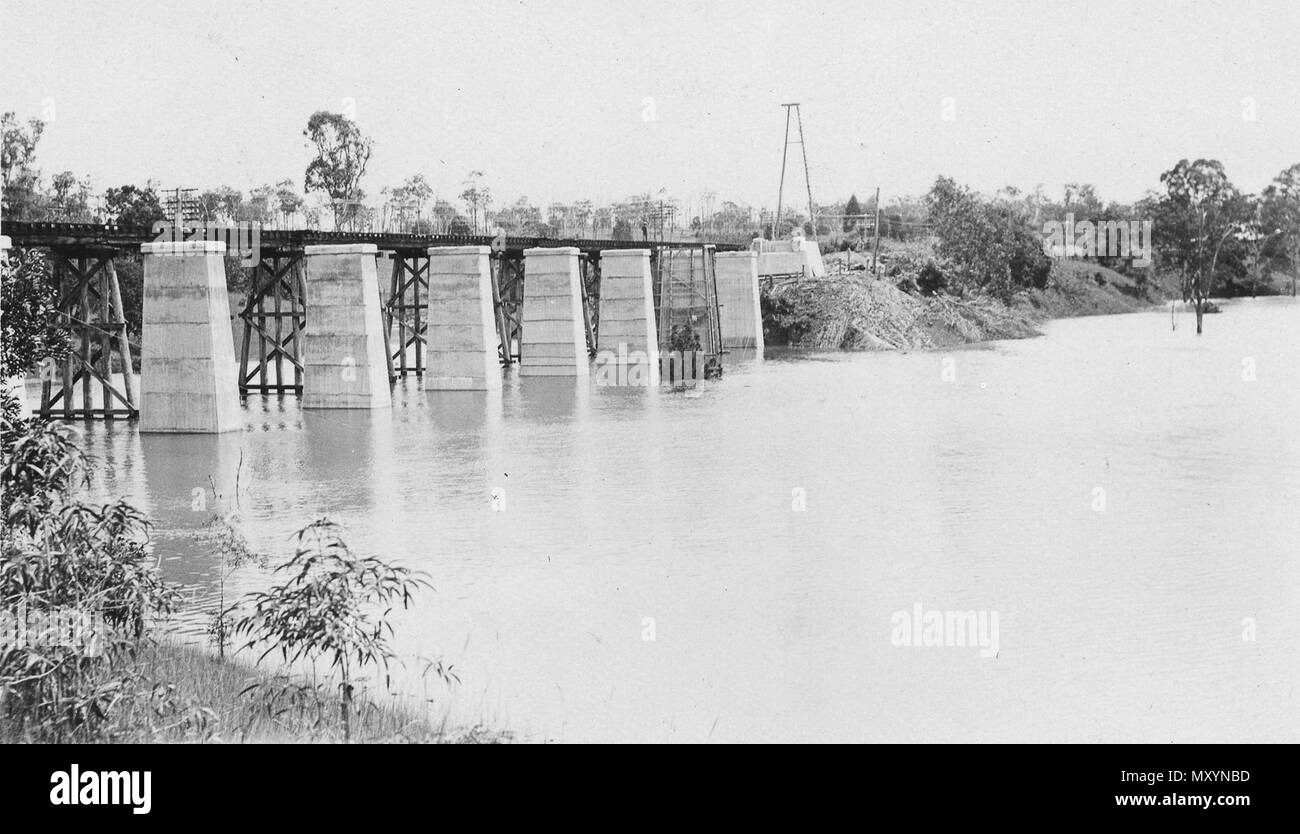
[926,176,1053,297]
[0,247,67,380]
[0,418,179,741]
[231,518,429,742]
[916,262,948,296]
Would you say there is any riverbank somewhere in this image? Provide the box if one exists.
[762,246,1174,350]
[0,640,511,744]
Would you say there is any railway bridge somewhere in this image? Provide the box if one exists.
[1,222,765,431]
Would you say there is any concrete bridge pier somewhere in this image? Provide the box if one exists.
[301,244,392,409]
[425,246,502,390]
[597,249,660,383]
[597,249,658,354]
[140,241,242,433]
[714,251,765,353]
[521,247,587,377]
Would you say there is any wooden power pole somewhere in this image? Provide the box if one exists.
[871,187,882,274]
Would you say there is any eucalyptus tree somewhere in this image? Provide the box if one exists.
[1261,163,1300,297]
[303,111,373,231]
[1152,159,1243,333]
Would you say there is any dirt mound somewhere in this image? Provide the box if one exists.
[763,274,1041,350]
[762,255,1161,351]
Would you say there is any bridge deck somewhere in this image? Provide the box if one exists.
[2,221,745,255]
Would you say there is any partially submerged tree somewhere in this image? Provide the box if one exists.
[1152,159,1243,333]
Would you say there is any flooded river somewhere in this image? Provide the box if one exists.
[49,297,1300,742]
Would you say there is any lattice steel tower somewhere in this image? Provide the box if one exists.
[774,103,815,239]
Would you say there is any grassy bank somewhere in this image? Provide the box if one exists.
[0,639,510,744]
[762,242,1177,351]
[1,416,510,744]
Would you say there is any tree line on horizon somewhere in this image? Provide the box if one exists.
[0,108,1002,244]
[2,110,768,242]
[911,162,1299,332]
[3,108,1297,335]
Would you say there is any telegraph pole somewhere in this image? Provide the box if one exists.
[165,187,199,227]
[871,187,882,274]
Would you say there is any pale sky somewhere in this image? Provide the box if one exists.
[1,0,1296,214]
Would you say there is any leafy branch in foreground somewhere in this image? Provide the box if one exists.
[1,418,179,741]
[230,518,429,742]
